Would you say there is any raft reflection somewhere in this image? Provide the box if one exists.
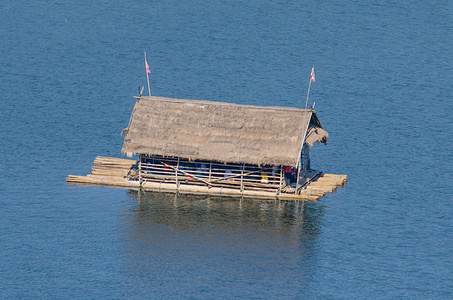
[125,190,324,247]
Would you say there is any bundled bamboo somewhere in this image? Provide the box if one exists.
[91,166,130,176]
[93,156,137,168]
[298,173,348,196]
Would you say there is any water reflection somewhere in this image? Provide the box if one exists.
[120,191,325,296]
[127,190,323,236]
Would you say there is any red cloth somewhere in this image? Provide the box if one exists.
[145,60,151,74]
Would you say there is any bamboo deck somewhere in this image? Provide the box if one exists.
[66,156,348,201]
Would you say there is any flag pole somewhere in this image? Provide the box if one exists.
[305,67,314,109]
[297,67,315,194]
[299,73,311,193]
[144,52,151,96]
[305,80,312,109]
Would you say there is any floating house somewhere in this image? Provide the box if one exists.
[120,96,333,197]
[67,95,347,200]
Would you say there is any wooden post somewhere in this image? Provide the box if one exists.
[139,154,143,188]
[208,161,212,185]
[295,162,301,195]
[176,157,180,189]
[279,165,283,194]
[240,164,244,193]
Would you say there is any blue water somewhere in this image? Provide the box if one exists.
[1,0,452,298]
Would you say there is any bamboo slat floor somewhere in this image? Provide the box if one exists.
[67,156,347,200]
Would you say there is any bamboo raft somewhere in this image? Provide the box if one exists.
[67,156,348,201]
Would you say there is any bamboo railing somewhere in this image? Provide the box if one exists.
[139,155,282,194]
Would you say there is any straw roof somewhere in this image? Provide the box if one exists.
[122,96,328,167]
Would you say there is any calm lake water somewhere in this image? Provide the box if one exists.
[1,0,452,298]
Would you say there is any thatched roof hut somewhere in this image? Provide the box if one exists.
[121,96,328,167]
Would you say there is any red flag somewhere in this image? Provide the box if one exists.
[310,67,315,82]
[145,60,151,74]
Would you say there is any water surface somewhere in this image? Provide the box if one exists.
[1,0,452,298]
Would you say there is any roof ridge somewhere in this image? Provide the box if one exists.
[138,96,311,112]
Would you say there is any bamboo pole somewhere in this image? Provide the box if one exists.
[139,154,142,187]
[209,169,261,184]
[305,67,315,109]
[176,157,180,189]
[305,79,312,109]
[162,162,210,185]
[208,162,212,184]
[295,163,301,195]
[240,164,244,192]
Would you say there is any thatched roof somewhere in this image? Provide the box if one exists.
[122,96,328,167]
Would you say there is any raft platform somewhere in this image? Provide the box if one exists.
[67,156,347,201]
